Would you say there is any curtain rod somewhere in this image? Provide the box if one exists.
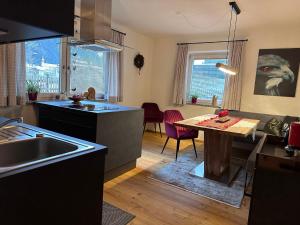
[177,39,248,45]
[112,29,126,36]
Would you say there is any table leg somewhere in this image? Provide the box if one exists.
[189,130,240,184]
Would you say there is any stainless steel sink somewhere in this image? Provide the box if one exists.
[0,125,94,169]
[0,137,78,167]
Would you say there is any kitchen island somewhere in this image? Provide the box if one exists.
[0,117,107,225]
[35,100,144,180]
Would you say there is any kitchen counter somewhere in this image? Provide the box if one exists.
[0,121,107,179]
[35,100,144,181]
[0,117,108,225]
[35,100,139,114]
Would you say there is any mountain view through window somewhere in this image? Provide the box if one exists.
[25,38,61,93]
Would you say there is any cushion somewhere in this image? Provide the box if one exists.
[283,116,299,125]
[264,118,284,137]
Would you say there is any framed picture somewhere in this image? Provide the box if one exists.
[254,48,300,97]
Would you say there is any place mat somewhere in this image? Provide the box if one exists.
[196,116,241,130]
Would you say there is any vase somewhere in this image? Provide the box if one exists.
[28,92,38,101]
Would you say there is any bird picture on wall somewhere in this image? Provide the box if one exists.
[254,48,300,97]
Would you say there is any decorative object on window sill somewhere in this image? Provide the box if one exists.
[26,80,40,101]
[211,95,218,107]
[134,54,144,75]
[191,95,198,104]
[84,87,96,100]
[216,1,241,75]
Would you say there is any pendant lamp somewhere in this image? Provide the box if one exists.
[216,1,241,75]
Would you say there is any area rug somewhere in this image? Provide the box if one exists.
[102,202,135,225]
[149,151,246,208]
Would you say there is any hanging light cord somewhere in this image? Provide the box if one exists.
[231,12,238,58]
[226,6,234,64]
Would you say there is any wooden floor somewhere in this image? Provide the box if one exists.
[104,132,250,225]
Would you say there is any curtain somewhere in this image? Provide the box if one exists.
[104,30,125,103]
[0,42,26,107]
[222,41,244,110]
[173,44,189,105]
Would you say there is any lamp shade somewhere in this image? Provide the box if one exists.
[216,63,237,75]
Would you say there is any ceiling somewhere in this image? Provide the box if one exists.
[112,0,300,37]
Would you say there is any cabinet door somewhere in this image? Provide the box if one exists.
[38,106,97,143]
[248,156,300,225]
[0,0,74,43]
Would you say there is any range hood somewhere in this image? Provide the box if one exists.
[70,0,123,52]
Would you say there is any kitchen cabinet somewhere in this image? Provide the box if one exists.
[36,100,144,181]
[0,120,107,225]
[248,141,300,225]
[0,0,74,43]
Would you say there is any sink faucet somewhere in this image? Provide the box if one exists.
[0,117,23,128]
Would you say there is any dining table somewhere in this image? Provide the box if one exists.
[174,114,260,184]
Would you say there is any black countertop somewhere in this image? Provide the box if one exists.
[0,118,107,179]
[35,100,142,114]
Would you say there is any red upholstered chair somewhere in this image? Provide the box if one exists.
[141,102,164,137]
[161,110,198,160]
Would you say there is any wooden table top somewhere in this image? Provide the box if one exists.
[174,114,260,137]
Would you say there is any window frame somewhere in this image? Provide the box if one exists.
[25,38,65,98]
[186,50,228,107]
[25,37,106,99]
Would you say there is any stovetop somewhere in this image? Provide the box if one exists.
[64,103,119,112]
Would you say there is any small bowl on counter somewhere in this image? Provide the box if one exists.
[68,95,85,104]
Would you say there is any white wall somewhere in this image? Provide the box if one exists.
[112,23,155,107]
[150,34,228,119]
[150,25,300,119]
[240,25,300,116]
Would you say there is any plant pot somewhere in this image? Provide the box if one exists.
[191,97,197,104]
[28,92,38,101]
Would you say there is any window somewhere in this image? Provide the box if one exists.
[25,38,106,97]
[25,38,61,93]
[69,46,105,96]
[186,53,227,106]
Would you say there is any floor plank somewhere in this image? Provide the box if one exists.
[104,132,250,225]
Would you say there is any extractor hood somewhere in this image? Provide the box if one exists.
[69,0,123,52]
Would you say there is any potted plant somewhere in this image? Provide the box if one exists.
[191,94,198,104]
[26,80,40,101]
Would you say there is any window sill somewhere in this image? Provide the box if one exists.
[186,102,221,109]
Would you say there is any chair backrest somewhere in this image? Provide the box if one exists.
[142,102,160,110]
[141,102,161,116]
[164,110,184,123]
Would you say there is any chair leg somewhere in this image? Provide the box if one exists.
[154,123,157,133]
[161,137,169,154]
[175,139,181,161]
[192,138,197,158]
[143,122,146,134]
[158,123,162,137]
